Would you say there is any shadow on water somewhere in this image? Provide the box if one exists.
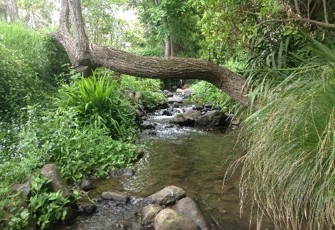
[67,105,274,229]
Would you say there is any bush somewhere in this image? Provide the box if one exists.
[0,21,69,120]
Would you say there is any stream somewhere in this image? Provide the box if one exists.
[65,98,273,230]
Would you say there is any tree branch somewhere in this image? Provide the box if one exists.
[53,0,248,105]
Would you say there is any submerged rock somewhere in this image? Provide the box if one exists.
[41,163,70,198]
[154,208,199,230]
[147,185,186,205]
[172,197,209,230]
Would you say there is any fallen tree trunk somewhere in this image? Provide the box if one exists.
[52,0,248,106]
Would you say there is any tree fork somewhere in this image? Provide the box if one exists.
[52,0,248,106]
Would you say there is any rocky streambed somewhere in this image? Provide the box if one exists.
[54,88,273,230]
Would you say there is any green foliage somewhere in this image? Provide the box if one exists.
[0,176,75,230]
[190,81,236,112]
[29,176,69,229]
[0,21,69,120]
[133,0,202,57]
[120,75,165,110]
[11,105,138,183]
[56,72,138,141]
[237,43,335,229]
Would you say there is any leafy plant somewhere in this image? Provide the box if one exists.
[29,176,70,229]
[56,72,138,141]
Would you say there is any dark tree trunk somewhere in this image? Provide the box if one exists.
[52,0,248,106]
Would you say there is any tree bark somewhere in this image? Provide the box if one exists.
[6,0,18,22]
[52,0,248,106]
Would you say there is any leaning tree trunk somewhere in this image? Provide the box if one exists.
[52,0,248,106]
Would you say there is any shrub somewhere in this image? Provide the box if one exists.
[0,21,69,120]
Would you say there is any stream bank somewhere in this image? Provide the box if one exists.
[59,89,273,230]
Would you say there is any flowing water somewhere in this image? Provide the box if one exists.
[68,104,273,230]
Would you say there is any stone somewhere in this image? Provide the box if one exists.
[172,114,195,127]
[195,111,229,127]
[147,185,186,206]
[80,202,97,214]
[154,208,199,230]
[172,102,179,108]
[161,109,173,116]
[167,96,183,103]
[62,207,78,225]
[80,179,94,191]
[134,92,142,101]
[141,121,156,130]
[172,197,209,230]
[160,102,170,109]
[142,204,163,226]
[183,110,202,120]
[101,191,130,203]
[11,181,31,199]
[41,164,70,198]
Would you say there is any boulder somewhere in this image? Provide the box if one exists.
[141,121,156,130]
[80,179,94,191]
[161,109,173,116]
[142,204,163,226]
[172,114,195,127]
[11,181,31,199]
[160,102,170,109]
[79,202,97,214]
[147,185,186,206]
[101,191,129,203]
[41,164,70,198]
[154,208,199,230]
[195,111,229,127]
[167,96,183,103]
[62,207,78,225]
[183,110,202,120]
[172,197,209,230]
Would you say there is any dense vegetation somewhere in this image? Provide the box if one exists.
[1,0,335,229]
[0,22,163,228]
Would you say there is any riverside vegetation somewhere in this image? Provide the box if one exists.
[2,0,335,228]
[0,22,165,229]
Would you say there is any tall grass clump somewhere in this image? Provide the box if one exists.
[238,46,335,229]
[0,21,69,119]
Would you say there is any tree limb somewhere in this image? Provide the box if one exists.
[52,0,248,106]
